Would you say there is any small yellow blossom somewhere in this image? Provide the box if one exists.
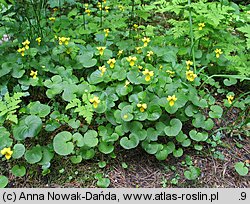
[58,37,70,45]
[138,65,143,71]
[136,46,143,54]
[141,37,150,47]
[36,37,41,45]
[117,50,123,57]
[107,58,116,68]
[89,96,100,108]
[1,147,13,160]
[124,80,130,87]
[123,114,128,119]
[104,29,110,37]
[227,95,234,104]
[133,24,139,29]
[105,6,110,12]
[103,0,107,3]
[97,2,102,10]
[147,51,154,60]
[118,5,125,11]
[167,95,177,107]
[17,47,25,56]
[166,70,175,77]
[49,17,56,22]
[142,69,154,82]
[53,8,58,12]
[137,103,147,112]
[159,65,163,70]
[85,9,91,16]
[126,56,137,66]
[214,48,223,58]
[186,70,197,82]
[97,46,106,56]
[198,23,205,30]
[99,65,107,76]
[186,60,193,70]
[30,70,38,79]
[22,39,30,50]
[84,3,89,8]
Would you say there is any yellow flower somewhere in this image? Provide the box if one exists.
[117,50,123,57]
[36,37,41,45]
[142,69,154,82]
[97,46,106,56]
[85,9,91,16]
[137,103,147,112]
[214,48,223,58]
[198,23,205,30]
[22,39,30,50]
[136,46,143,54]
[30,70,38,79]
[104,29,110,37]
[138,65,143,71]
[227,95,234,104]
[126,56,137,66]
[107,58,116,68]
[84,3,89,8]
[186,60,193,70]
[49,17,56,22]
[166,70,175,77]
[105,6,110,12]
[89,96,100,108]
[124,80,130,87]
[99,65,107,76]
[141,37,150,47]
[103,0,107,3]
[123,114,128,119]
[186,70,197,82]
[17,47,26,56]
[159,65,163,70]
[167,95,177,107]
[118,5,124,11]
[147,51,154,60]
[1,147,13,160]
[133,24,139,29]
[58,37,70,45]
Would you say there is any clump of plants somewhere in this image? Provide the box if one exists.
[0,0,249,187]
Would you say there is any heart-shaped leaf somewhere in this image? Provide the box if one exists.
[234,162,248,176]
[0,175,8,188]
[53,131,74,156]
[120,133,139,149]
[11,165,26,177]
[25,146,43,164]
[98,142,114,154]
[164,118,182,136]
[12,144,25,159]
[189,130,208,142]
[83,130,98,148]
[209,105,223,119]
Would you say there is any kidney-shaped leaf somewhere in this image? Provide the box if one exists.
[53,131,74,156]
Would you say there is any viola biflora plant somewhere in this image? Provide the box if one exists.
[0,0,249,187]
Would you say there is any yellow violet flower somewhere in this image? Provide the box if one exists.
[167,95,177,107]
[103,0,107,3]
[85,9,91,16]
[36,37,41,45]
[142,69,154,82]
[30,70,38,79]
[97,46,106,56]
[58,37,70,45]
[99,65,107,76]
[214,48,223,58]
[198,23,205,30]
[84,3,89,8]
[142,37,150,47]
[17,47,25,56]
[136,46,143,54]
[117,50,123,57]
[118,5,125,11]
[105,6,110,12]
[133,24,139,29]
[22,39,30,50]
[104,29,110,37]
[1,147,13,160]
[137,103,147,112]
[147,51,154,60]
[124,80,130,87]
[166,70,175,77]
[227,95,234,104]
[186,70,197,82]
[89,96,100,108]
[186,60,193,70]
[159,65,163,70]
[49,17,56,22]
[126,56,137,66]
[107,58,116,68]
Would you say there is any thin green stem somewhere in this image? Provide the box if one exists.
[100,0,103,28]
[188,0,196,73]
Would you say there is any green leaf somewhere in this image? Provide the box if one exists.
[173,148,183,158]
[147,105,162,121]
[223,78,237,86]
[70,155,82,164]
[120,133,139,149]
[0,175,8,188]
[13,115,42,140]
[12,144,25,159]
[80,148,95,160]
[0,127,12,150]
[83,130,98,148]
[73,133,84,147]
[142,141,162,155]
[77,53,97,68]
[209,105,223,119]
[184,166,201,180]
[25,146,43,164]
[53,131,74,156]
[96,177,110,188]
[0,62,12,78]
[155,145,168,161]
[234,162,248,176]
[29,101,51,117]
[121,105,133,122]
[164,118,182,136]
[11,165,26,177]
[98,142,114,154]
[189,130,208,142]
[88,70,103,84]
